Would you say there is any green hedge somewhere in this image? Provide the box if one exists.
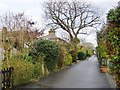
[4,59,35,86]
[29,40,59,72]
[78,51,86,60]
[2,51,46,86]
[2,40,73,87]
[58,46,72,67]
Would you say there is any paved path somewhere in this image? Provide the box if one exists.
[21,56,111,88]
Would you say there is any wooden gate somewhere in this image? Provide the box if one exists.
[2,67,14,89]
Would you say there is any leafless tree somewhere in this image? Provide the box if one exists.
[43,1,100,43]
[43,1,100,61]
[59,30,70,42]
[1,12,34,31]
[0,12,44,52]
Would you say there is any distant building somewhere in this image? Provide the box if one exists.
[42,29,67,43]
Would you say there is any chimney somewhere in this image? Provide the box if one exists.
[49,29,55,35]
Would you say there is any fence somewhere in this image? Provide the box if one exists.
[2,67,14,89]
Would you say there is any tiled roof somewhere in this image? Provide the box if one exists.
[42,34,59,40]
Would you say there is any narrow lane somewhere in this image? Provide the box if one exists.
[21,56,111,88]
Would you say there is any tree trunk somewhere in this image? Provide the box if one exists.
[70,37,79,62]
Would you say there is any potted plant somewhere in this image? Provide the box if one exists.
[100,58,108,73]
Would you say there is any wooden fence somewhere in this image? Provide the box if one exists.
[2,67,14,89]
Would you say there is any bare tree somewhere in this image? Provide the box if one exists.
[0,12,43,51]
[43,1,100,44]
[1,12,34,31]
[43,1,100,61]
[59,31,70,42]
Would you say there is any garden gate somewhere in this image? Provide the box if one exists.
[2,67,14,89]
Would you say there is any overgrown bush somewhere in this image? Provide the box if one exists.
[29,40,59,72]
[78,51,86,60]
[11,52,25,60]
[2,51,47,86]
[88,50,93,57]
[9,59,34,86]
[64,53,72,66]
[97,3,120,87]
[34,61,44,78]
[2,40,73,87]
[24,55,34,63]
[96,45,108,65]
[70,50,78,62]
[57,46,65,68]
[58,46,72,68]
[3,39,73,87]
[33,54,48,77]
[87,53,91,57]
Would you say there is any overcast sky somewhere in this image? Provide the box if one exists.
[0,0,119,47]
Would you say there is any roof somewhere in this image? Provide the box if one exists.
[42,30,67,43]
[42,34,59,40]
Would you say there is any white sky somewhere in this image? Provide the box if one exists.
[0,0,119,47]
